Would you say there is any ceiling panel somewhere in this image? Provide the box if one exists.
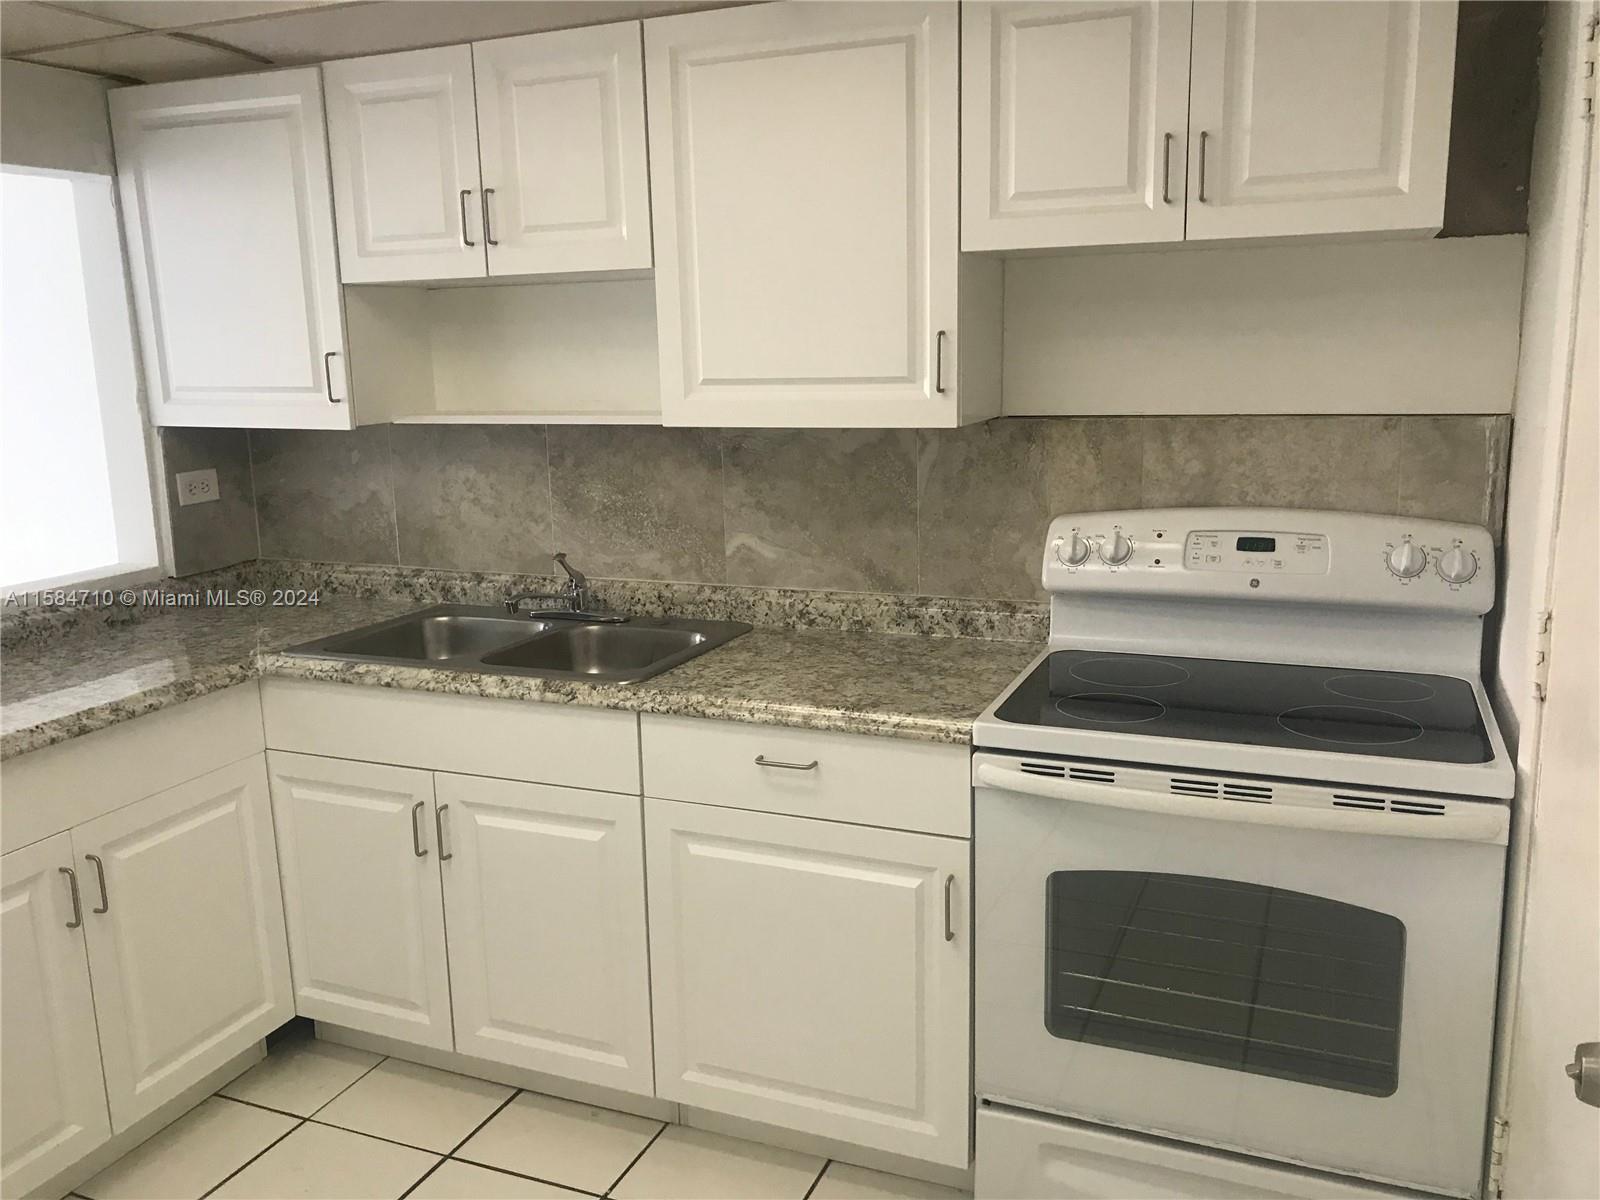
[20,31,267,80]
[0,1,134,53]
[202,0,734,63]
[49,1,350,30]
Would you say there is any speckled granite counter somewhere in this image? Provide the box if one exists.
[3,598,1040,760]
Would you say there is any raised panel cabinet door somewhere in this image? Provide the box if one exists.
[962,1,1193,251]
[645,799,971,1167]
[74,757,292,1131]
[646,2,963,427]
[437,774,653,1093]
[1,834,110,1197]
[474,21,652,276]
[324,46,488,282]
[266,751,453,1049]
[1186,1,1457,241]
[110,70,351,429]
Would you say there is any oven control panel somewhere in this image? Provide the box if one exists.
[1043,508,1495,613]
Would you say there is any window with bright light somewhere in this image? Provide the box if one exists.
[1,166,159,593]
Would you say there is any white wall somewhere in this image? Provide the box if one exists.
[0,61,115,176]
[1001,234,1526,416]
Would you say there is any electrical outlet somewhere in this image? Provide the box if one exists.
[175,468,220,507]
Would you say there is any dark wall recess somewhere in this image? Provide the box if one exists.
[1441,0,1545,237]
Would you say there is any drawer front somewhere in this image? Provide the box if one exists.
[641,715,969,838]
[261,678,639,795]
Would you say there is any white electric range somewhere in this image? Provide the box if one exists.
[971,508,1511,1200]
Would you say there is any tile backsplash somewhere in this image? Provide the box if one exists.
[162,415,1511,603]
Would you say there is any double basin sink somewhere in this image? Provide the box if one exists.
[286,604,751,684]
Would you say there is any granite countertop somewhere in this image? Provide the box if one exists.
[2,598,1040,760]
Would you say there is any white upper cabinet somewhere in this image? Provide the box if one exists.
[1,834,110,1199]
[73,758,292,1130]
[324,46,488,283]
[1186,0,1457,241]
[962,0,1457,251]
[437,774,654,1094]
[474,22,653,276]
[110,70,351,429]
[645,2,997,428]
[962,1,1193,251]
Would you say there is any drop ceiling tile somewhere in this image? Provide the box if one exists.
[0,1,134,54]
[204,0,730,63]
[22,32,268,81]
[50,2,347,30]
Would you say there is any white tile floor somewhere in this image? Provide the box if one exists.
[72,1029,970,1200]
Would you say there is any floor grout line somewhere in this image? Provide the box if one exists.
[305,1051,390,1118]
[446,1087,521,1156]
[396,1154,448,1200]
[802,1158,833,1200]
[602,1121,668,1197]
[196,1117,306,1199]
[304,1115,466,1156]
[441,1153,605,1197]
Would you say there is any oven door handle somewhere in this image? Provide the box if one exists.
[974,764,1508,845]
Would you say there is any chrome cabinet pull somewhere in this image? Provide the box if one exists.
[754,755,818,771]
[1162,132,1174,204]
[943,873,957,942]
[323,351,342,404]
[459,188,476,246]
[85,854,109,914]
[1197,130,1210,203]
[934,330,947,395]
[59,867,83,929]
[482,187,499,246]
[411,800,428,857]
[436,803,452,862]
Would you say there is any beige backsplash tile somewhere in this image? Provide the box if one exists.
[1397,416,1511,535]
[391,424,552,573]
[251,426,399,565]
[161,427,257,575]
[724,428,918,592]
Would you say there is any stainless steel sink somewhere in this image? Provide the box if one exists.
[284,604,750,684]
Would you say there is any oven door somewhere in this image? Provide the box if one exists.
[972,754,1508,1198]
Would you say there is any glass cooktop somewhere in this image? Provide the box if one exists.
[994,650,1492,764]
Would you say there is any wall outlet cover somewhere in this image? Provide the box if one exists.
[176,467,220,506]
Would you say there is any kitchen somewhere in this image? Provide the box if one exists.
[0,1,1595,1199]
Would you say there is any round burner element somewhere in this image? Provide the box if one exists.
[1278,705,1424,746]
[1054,692,1167,724]
[1069,656,1192,688]
[1324,673,1436,703]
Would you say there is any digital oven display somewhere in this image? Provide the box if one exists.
[1236,536,1277,552]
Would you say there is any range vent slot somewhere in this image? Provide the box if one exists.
[1170,778,1220,797]
[1222,783,1273,803]
[1019,762,1067,779]
[1332,795,1387,811]
[1390,799,1447,816]
[1068,767,1116,784]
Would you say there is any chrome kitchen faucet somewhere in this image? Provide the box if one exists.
[504,553,625,622]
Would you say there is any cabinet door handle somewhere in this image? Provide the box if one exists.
[943,873,957,942]
[1162,132,1174,205]
[85,853,109,914]
[411,800,428,857]
[59,867,83,930]
[482,187,499,247]
[323,351,342,404]
[459,188,476,247]
[436,803,452,861]
[1197,130,1210,203]
[754,755,818,771]
[934,330,947,395]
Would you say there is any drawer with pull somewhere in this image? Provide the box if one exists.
[639,714,969,837]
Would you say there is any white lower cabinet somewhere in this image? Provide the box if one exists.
[1,834,111,1198]
[73,757,294,1130]
[267,752,454,1049]
[644,797,972,1167]
[438,774,654,1093]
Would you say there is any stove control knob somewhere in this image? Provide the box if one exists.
[1386,538,1427,579]
[1100,530,1134,566]
[1057,532,1091,567]
[1437,545,1479,584]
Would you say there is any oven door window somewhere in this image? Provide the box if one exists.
[1046,871,1405,1096]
